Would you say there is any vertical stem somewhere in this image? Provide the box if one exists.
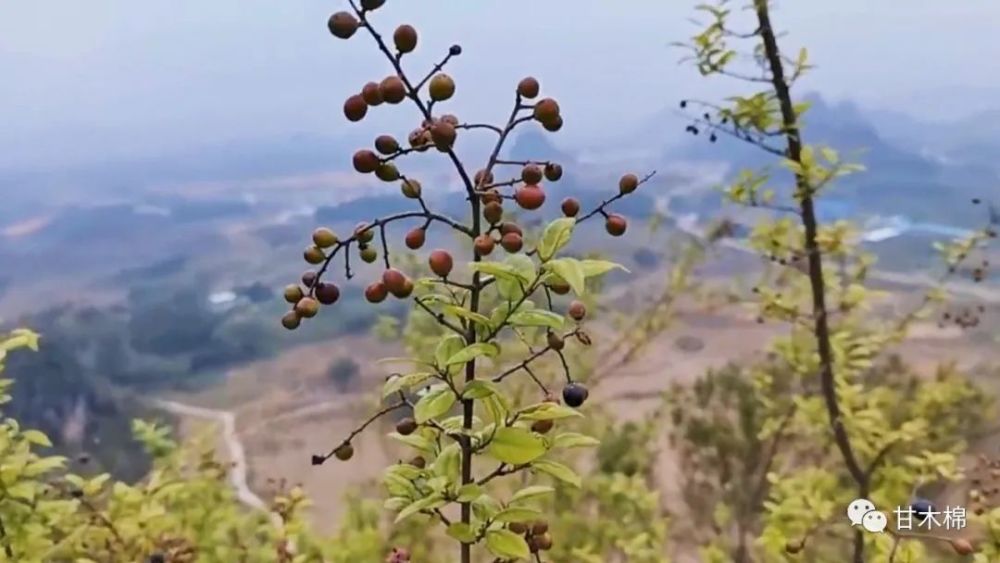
[460,174,483,563]
[752,2,867,562]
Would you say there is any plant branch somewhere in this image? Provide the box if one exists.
[753,2,867,561]
[314,401,407,464]
[576,170,658,223]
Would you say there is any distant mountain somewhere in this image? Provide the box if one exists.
[504,131,575,166]
[668,93,993,225]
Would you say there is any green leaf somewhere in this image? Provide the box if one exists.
[382,372,434,398]
[435,334,466,369]
[494,506,542,523]
[414,387,457,423]
[472,494,503,521]
[518,402,583,421]
[443,305,492,327]
[388,432,435,452]
[546,258,586,295]
[486,529,531,560]
[469,262,530,283]
[446,343,500,366]
[22,429,52,447]
[463,380,502,400]
[455,483,483,503]
[552,432,600,449]
[395,493,446,523]
[509,485,555,504]
[488,427,546,465]
[432,443,461,480]
[580,259,629,278]
[7,481,36,502]
[532,459,581,488]
[507,309,565,330]
[537,217,576,261]
[446,522,477,543]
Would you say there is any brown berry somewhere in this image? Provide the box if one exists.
[474,235,495,256]
[531,419,554,435]
[533,98,560,123]
[382,268,408,295]
[535,533,552,551]
[379,76,407,104]
[376,162,400,182]
[428,74,456,102]
[344,95,368,122]
[295,297,320,318]
[430,120,457,149]
[517,77,540,99]
[542,115,563,132]
[353,150,380,174]
[396,418,418,436]
[409,456,426,469]
[393,24,418,54]
[355,223,375,243]
[500,222,522,236]
[474,169,494,188]
[549,278,570,295]
[440,114,459,126]
[284,284,304,304]
[400,178,422,199]
[508,522,528,534]
[429,250,454,278]
[281,311,301,330]
[561,197,580,217]
[365,281,388,303]
[301,271,318,288]
[312,227,338,248]
[568,300,586,321]
[521,165,543,184]
[360,82,384,106]
[360,0,385,11]
[544,163,563,181]
[547,331,564,350]
[483,201,503,225]
[514,185,546,210]
[501,232,523,253]
[531,520,549,535]
[784,540,804,554]
[327,12,359,39]
[950,538,974,555]
[605,214,627,236]
[360,247,378,263]
[334,443,354,461]
[315,282,341,305]
[479,189,501,205]
[303,246,326,265]
[391,278,414,299]
[619,173,639,194]
[405,228,426,250]
[375,134,399,155]
[408,128,428,150]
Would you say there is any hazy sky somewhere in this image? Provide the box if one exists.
[3,1,999,171]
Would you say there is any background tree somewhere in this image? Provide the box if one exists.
[661,0,997,561]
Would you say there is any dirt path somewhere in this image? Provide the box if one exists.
[154,399,271,513]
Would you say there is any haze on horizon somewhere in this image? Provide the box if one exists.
[2,0,999,173]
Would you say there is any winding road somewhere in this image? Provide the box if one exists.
[153,399,279,524]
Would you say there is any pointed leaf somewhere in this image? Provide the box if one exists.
[537,217,576,261]
[463,380,502,400]
[580,259,629,278]
[546,258,586,296]
[494,506,542,523]
[518,402,584,421]
[509,485,554,504]
[446,343,500,366]
[414,387,457,423]
[507,309,565,330]
[488,427,546,465]
[552,432,600,449]
[532,459,581,488]
[446,522,477,543]
[485,529,531,560]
